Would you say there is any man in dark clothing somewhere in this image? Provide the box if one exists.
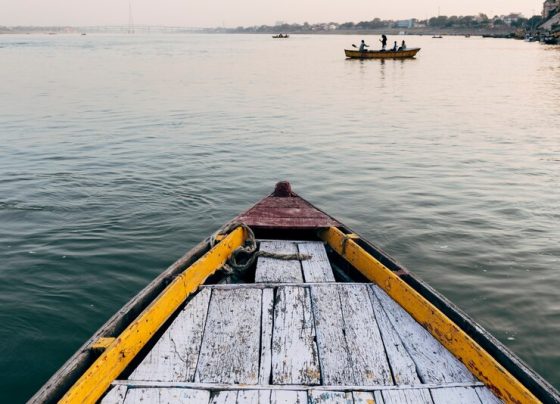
[380,34,387,50]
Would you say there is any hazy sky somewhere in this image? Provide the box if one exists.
[1,0,543,27]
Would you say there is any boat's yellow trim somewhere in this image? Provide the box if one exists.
[60,226,247,404]
[320,227,539,404]
[90,337,116,351]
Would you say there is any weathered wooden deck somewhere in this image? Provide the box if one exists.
[102,241,502,403]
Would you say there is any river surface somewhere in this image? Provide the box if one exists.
[0,33,559,402]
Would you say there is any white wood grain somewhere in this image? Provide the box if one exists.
[158,388,210,403]
[309,390,353,403]
[352,391,376,404]
[259,288,275,384]
[238,390,260,404]
[100,385,127,404]
[381,389,433,404]
[475,387,503,403]
[368,288,420,385]
[339,284,393,385]
[196,288,262,384]
[130,288,211,382]
[297,242,335,283]
[272,286,320,385]
[372,285,476,384]
[310,285,355,385]
[270,390,307,403]
[210,391,238,404]
[374,391,385,404]
[431,386,483,403]
[256,241,303,283]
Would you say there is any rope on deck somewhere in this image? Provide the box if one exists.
[209,222,311,275]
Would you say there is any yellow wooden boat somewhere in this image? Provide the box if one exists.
[31,182,559,403]
[345,48,420,59]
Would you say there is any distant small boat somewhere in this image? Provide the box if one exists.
[345,48,420,59]
[432,35,443,39]
[272,34,289,39]
[465,34,471,38]
[81,33,87,36]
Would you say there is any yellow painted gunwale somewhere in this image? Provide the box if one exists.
[60,226,247,404]
[319,226,539,404]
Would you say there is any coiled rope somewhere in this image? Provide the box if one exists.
[209,222,311,275]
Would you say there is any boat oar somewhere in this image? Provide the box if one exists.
[352,44,357,48]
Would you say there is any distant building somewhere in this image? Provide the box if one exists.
[542,0,559,19]
[394,19,414,29]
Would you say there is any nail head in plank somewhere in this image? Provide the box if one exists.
[431,386,483,404]
[130,288,211,382]
[256,241,303,283]
[372,285,476,384]
[338,284,393,385]
[272,286,320,385]
[196,288,262,384]
[298,242,335,283]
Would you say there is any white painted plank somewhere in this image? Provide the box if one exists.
[256,241,303,283]
[259,390,272,404]
[123,387,210,403]
[100,385,127,404]
[310,285,355,385]
[259,288,274,384]
[123,388,158,404]
[368,288,420,385]
[210,391,238,404]
[372,285,476,384]
[338,284,393,385]
[381,389,433,404]
[352,391,376,404]
[297,242,335,283]
[238,390,260,404]
[272,286,320,385]
[270,390,307,404]
[431,386,483,403]
[475,387,503,404]
[130,288,211,382]
[196,288,262,384]
[158,388,210,403]
[374,391,385,404]
[309,390,353,403]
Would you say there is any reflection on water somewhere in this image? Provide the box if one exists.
[0,33,559,402]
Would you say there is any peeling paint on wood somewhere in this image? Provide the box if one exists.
[129,288,211,382]
[196,289,262,384]
[272,286,320,385]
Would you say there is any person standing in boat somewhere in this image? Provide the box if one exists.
[359,39,369,52]
[379,34,387,50]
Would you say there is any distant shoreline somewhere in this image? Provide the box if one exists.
[0,26,517,37]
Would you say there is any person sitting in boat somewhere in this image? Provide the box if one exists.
[391,41,398,51]
[359,40,369,52]
[398,40,406,51]
[379,34,387,50]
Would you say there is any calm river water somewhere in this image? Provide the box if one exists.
[1,33,559,402]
